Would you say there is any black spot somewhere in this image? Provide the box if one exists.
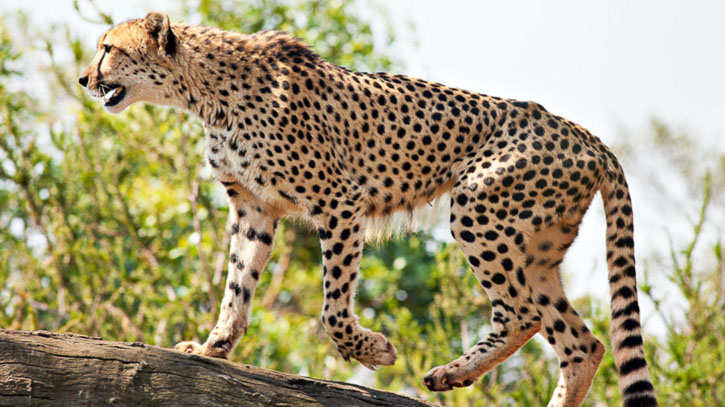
[332,243,344,255]
[460,231,475,242]
[516,268,526,285]
[246,228,257,241]
[491,273,506,284]
[468,256,480,267]
[258,232,273,245]
[331,289,341,300]
[538,294,550,306]
[228,281,241,296]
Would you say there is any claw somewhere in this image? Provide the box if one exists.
[441,373,450,386]
[174,340,205,355]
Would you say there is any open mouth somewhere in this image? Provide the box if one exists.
[98,83,126,107]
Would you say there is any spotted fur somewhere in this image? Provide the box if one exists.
[79,12,657,406]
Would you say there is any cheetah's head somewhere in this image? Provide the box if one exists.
[79,12,177,113]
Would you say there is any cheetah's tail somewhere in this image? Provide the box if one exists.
[600,161,657,407]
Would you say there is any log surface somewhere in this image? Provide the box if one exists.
[0,329,436,407]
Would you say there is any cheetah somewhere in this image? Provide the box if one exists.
[79,12,657,406]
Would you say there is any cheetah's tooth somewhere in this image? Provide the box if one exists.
[102,87,120,102]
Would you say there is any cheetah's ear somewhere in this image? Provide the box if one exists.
[144,11,176,56]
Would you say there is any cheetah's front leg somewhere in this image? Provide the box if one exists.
[175,195,277,358]
[316,214,397,369]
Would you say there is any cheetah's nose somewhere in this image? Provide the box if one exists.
[78,76,89,87]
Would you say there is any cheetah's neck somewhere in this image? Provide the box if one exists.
[169,24,320,130]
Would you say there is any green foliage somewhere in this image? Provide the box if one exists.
[0,2,723,406]
[643,177,725,407]
[186,0,397,72]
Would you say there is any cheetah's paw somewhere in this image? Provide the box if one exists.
[337,329,397,370]
[423,364,475,392]
[173,340,228,358]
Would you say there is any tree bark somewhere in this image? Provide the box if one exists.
[0,329,436,407]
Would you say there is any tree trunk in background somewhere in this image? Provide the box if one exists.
[0,329,435,407]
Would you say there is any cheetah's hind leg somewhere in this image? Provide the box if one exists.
[423,187,541,391]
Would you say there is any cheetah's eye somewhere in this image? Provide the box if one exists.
[104,44,112,53]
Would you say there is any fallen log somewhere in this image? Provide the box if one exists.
[0,329,436,407]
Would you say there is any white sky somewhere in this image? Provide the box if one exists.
[4,0,724,336]
[387,0,725,144]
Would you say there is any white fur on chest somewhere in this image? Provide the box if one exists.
[205,127,268,197]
